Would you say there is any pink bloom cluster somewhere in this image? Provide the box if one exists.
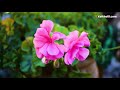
[33,20,90,65]
[64,31,90,65]
[33,20,66,64]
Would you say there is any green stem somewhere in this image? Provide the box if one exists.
[106,46,120,51]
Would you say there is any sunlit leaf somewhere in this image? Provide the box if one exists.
[1,18,14,26]
[53,24,69,35]
[21,40,30,52]
[21,36,33,52]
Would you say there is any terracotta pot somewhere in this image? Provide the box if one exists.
[76,57,99,78]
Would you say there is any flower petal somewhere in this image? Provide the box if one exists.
[40,20,54,34]
[64,51,74,65]
[69,40,77,49]
[70,47,79,59]
[79,31,90,47]
[76,48,89,61]
[56,44,66,54]
[64,30,79,50]
[39,43,49,56]
[64,52,70,65]
[55,52,63,59]
[69,30,79,40]
[47,43,59,55]
[34,28,49,38]
[52,32,66,41]
[75,41,84,47]
[64,38,71,50]
[35,48,43,58]
[45,55,57,60]
[53,44,65,59]
[33,38,45,48]
[34,34,49,43]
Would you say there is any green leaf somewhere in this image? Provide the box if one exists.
[21,36,33,52]
[21,40,30,52]
[72,60,79,66]
[68,25,78,31]
[60,65,68,72]
[20,55,32,73]
[53,24,69,35]
[33,59,45,67]
[20,60,31,72]
[26,36,33,47]
[55,39,64,44]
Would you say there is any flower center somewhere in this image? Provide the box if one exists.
[48,38,53,43]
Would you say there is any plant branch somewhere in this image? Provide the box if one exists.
[106,46,120,51]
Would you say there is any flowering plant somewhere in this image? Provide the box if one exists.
[0,12,111,78]
[33,20,90,66]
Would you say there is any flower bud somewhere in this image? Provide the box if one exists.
[53,60,60,68]
[42,57,49,64]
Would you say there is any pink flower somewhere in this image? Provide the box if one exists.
[64,30,90,65]
[33,20,66,64]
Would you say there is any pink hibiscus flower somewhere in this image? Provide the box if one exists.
[33,20,66,64]
[64,30,90,65]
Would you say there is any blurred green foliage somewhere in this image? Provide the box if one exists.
[95,25,117,68]
[0,12,112,78]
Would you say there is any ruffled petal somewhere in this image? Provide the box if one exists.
[39,43,49,56]
[47,43,59,55]
[52,32,66,41]
[79,31,90,47]
[55,52,63,59]
[76,48,89,61]
[64,30,79,50]
[56,44,66,54]
[40,20,54,34]
[69,30,79,40]
[64,52,70,65]
[34,28,49,38]
[70,47,79,59]
[33,38,46,48]
[64,51,74,65]
[64,38,71,50]
[45,55,57,60]
[69,40,77,49]
[75,41,84,47]
[35,48,43,58]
